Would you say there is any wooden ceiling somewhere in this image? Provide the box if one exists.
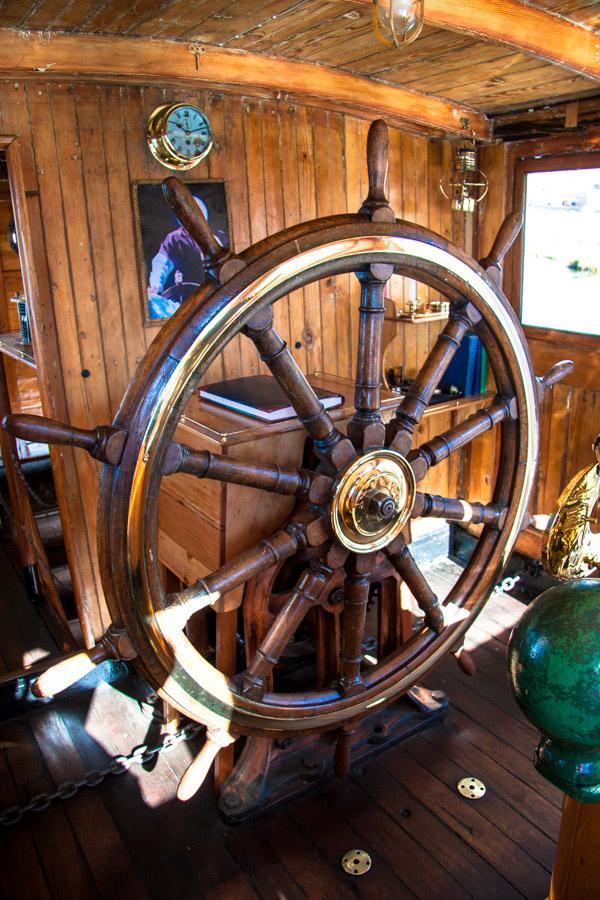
[0,0,599,115]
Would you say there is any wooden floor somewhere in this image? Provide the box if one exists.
[0,557,562,900]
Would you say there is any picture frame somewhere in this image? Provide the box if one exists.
[133,179,232,325]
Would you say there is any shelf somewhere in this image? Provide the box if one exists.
[0,331,36,368]
[180,371,491,447]
[386,311,449,324]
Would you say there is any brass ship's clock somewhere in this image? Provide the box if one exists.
[146,103,213,170]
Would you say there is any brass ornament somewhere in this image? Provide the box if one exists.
[330,449,416,553]
[543,445,600,579]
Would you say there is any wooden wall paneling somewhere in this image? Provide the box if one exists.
[242,97,269,380]
[119,83,163,351]
[564,386,600,490]
[44,82,113,631]
[328,112,352,381]
[49,83,112,424]
[400,133,417,377]
[75,83,130,414]
[343,114,362,381]
[295,104,322,376]
[279,104,308,372]
[260,100,291,358]
[220,92,249,380]
[537,384,572,514]
[202,91,227,384]
[312,109,335,374]
[0,82,105,643]
[98,84,148,378]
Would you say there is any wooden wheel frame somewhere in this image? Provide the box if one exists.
[5,120,572,800]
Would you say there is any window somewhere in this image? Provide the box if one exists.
[516,154,600,337]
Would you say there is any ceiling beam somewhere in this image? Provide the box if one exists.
[0,29,490,139]
[357,0,600,82]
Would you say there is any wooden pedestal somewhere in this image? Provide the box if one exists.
[550,797,600,900]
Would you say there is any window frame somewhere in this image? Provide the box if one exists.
[509,144,600,352]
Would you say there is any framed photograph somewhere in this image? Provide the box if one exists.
[133,179,231,324]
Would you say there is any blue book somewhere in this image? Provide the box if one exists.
[443,332,479,396]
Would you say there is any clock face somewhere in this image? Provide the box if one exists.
[165,105,212,161]
[147,103,213,170]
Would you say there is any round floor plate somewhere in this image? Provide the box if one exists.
[341,849,372,875]
[457,776,486,799]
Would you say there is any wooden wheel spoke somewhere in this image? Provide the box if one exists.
[347,267,391,447]
[385,537,444,633]
[412,492,508,529]
[163,523,309,628]
[243,308,344,464]
[337,556,376,696]
[408,394,517,482]
[390,304,476,455]
[163,442,313,498]
[236,561,333,699]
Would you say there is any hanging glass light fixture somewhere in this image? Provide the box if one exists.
[440,119,489,213]
[373,0,425,47]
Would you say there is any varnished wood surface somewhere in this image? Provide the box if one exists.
[0,557,561,900]
[0,2,597,112]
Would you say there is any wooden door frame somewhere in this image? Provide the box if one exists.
[1,133,100,647]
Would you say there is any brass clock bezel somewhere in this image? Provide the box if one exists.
[146,103,213,171]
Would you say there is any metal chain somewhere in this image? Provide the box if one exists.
[0,482,63,602]
[8,447,55,510]
[494,573,521,593]
[0,721,204,828]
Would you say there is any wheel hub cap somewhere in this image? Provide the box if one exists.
[330,449,416,553]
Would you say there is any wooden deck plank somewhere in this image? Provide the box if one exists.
[420,721,561,847]
[0,742,52,900]
[380,743,552,898]
[290,788,416,899]
[351,763,521,900]
[0,576,561,899]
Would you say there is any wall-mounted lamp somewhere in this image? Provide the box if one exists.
[373,0,424,47]
[440,119,489,213]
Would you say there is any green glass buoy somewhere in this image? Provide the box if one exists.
[507,578,600,803]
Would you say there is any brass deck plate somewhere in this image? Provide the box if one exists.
[341,849,372,875]
[457,777,486,800]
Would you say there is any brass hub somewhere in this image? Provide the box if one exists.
[330,449,416,553]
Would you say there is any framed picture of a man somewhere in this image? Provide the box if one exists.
[133,179,231,324]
